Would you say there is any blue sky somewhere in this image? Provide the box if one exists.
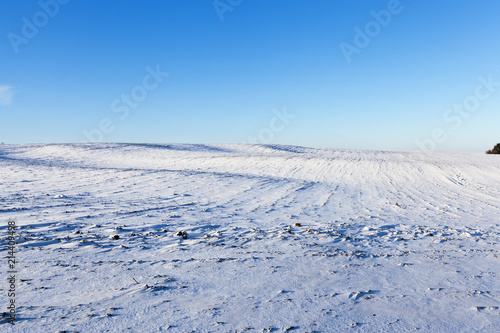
[1,0,500,151]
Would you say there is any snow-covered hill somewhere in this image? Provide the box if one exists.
[1,143,499,332]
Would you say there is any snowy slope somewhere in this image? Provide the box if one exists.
[0,143,499,332]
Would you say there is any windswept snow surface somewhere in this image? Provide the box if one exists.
[1,143,499,332]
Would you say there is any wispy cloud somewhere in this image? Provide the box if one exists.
[0,86,15,105]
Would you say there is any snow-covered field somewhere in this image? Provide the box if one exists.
[1,143,499,332]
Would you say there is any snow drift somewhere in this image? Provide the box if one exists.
[0,143,499,332]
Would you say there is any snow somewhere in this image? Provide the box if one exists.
[1,143,499,332]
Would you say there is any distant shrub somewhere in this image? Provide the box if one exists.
[486,143,500,154]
